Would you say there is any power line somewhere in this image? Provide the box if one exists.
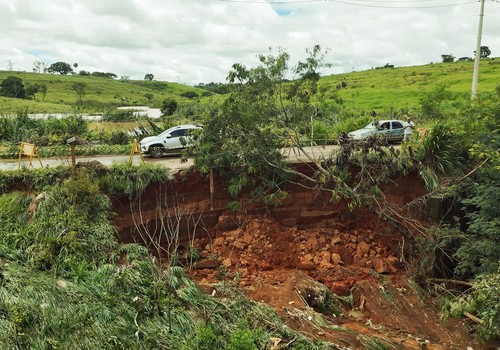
[219,0,478,7]
[328,0,478,8]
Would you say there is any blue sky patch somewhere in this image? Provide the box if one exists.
[267,1,296,17]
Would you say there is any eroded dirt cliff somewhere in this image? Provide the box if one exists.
[112,165,483,349]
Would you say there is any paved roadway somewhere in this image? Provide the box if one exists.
[0,145,341,172]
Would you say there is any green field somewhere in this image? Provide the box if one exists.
[320,59,500,113]
[1,58,499,115]
[0,70,215,114]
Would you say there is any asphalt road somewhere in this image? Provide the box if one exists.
[1,145,341,172]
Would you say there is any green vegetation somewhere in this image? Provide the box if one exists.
[0,166,339,349]
[0,51,499,346]
[442,269,500,343]
[0,70,212,113]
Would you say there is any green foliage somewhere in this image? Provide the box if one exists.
[225,321,259,350]
[0,253,194,349]
[0,70,211,114]
[100,108,145,122]
[180,91,199,99]
[161,97,178,116]
[0,192,32,259]
[310,120,333,145]
[455,92,500,150]
[441,54,455,63]
[194,82,230,95]
[47,61,74,75]
[191,46,335,199]
[478,46,491,59]
[72,82,86,105]
[87,129,132,145]
[453,165,500,277]
[1,59,500,115]
[443,268,500,343]
[0,76,26,98]
[25,173,117,272]
[0,166,71,194]
[415,122,467,190]
[419,84,453,120]
[330,114,371,141]
[183,325,225,350]
[99,162,171,197]
[0,112,88,145]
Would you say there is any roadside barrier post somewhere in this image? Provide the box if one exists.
[129,139,144,164]
[18,142,43,169]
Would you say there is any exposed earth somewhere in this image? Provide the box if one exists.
[112,163,486,350]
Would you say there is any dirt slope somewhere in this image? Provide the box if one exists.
[113,166,483,349]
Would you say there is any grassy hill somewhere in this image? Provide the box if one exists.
[319,58,500,113]
[0,70,214,114]
[0,58,499,114]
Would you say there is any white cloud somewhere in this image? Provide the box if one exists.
[0,0,499,84]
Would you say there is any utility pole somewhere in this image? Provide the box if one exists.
[471,0,486,99]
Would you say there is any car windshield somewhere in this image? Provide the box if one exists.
[364,123,377,129]
[158,128,175,137]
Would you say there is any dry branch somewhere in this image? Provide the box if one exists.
[463,312,484,324]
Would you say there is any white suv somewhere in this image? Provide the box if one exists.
[140,124,202,157]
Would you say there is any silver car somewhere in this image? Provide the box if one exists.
[140,124,202,157]
[347,120,405,142]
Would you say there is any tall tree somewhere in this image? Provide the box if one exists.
[48,61,73,75]
[190,46,343,202]
[441,54,455,63]
[144,73,154,81]
[478,46,491,58]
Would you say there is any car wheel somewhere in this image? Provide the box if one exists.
[150,146,164,158]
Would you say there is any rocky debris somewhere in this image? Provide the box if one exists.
[114,168,480,349]
[195,215,402,294]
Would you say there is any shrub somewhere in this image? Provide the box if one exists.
[415,122,468,190]
[443,269,500,343]
[180,91,198,99]
[99,162,171,197]
[26,172,117,272]
[453,165,500,277]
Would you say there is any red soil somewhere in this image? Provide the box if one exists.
[113,166,484,350]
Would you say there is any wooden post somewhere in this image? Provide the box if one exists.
[71,143,76,169]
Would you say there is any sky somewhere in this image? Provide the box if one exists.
[0,0,499,85]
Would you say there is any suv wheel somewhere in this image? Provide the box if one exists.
[150,146,164,158]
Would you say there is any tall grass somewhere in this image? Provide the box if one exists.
[415,122,468,190]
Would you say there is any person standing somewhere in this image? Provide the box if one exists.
[403,116,414,142]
